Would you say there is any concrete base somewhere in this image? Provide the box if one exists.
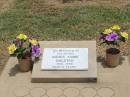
[0,53,130,97]
[31,41,97,83]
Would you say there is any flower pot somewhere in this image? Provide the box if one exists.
[18,57,32,72]
[106,48,120,67]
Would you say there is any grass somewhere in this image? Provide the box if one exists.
[0,0,129,72]
[0,0,130,41]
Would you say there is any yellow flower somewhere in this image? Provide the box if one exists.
[29,39,38,45]
[103,29,112,34]
[17,34,27,40]
[8,44,17,54]
[121,32,128,39]
[111,25,121,31]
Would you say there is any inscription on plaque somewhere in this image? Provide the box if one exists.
[41,48,88,70]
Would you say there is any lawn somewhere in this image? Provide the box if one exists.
[0,0,130,41]
[0,0,130,74]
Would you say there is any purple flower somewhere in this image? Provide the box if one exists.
[105,33,119,41]
[99,35,105,41]
[32,45,41,57]
[13,39,22,48]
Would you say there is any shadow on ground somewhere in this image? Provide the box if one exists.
[8,64,20,76]
[8,62,34,76]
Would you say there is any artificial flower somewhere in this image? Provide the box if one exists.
[120,32,128,39]
[105,33,119,41]
[99,25,128,46]
[111,25,121,31]
[99,34,106,41]
[103,29,112,34]
[17,34,27,40]
[8,44,17,54]
[32,45,41,57]
[29,39,38,45]
[14,39,22,48]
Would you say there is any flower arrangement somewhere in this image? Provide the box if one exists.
[99,25,128,67]
[99,25,128,46]
[8,33,41,59]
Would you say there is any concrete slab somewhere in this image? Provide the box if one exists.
[32,41,97,83]
[0,42,130,97]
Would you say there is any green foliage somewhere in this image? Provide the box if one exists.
[0,0,130,41]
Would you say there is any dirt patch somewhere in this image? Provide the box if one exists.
[0,0,15,11]
[89,0,130,8]
[0,41,9,75]
[32,0,130,13]
[97,41,129,57]
[32,0,96,13]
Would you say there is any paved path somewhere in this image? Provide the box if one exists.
[0,56,130,97]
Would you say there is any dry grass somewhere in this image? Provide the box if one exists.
[0,41,9,75]
[0,0,15,11]
[32,0,130,12]
[86,0,130,8]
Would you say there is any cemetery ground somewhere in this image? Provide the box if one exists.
[0,0,130,97]
[0,0,130,74]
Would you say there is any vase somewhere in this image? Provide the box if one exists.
[18,57,32,72]
[106,48,120,67]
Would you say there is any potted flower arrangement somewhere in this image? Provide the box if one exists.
[99,25,128,67]
[8,33,41,72]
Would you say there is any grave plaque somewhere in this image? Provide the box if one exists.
[31,41,97,83]
[41,48,88,70]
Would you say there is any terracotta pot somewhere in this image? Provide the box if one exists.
[106,48,120,67]
[18,57,32,72]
